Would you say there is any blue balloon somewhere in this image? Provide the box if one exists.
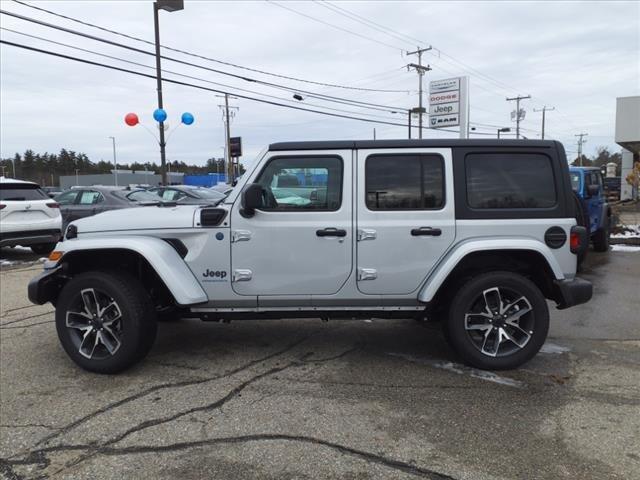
[181,112,194,125]
[153,108,167,122]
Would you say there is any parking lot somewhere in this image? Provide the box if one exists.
[1,249,638,480]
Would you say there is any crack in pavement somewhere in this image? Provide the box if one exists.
[31,331,319,449]
[1,434,457,480]
[0,312,53,327]
[0,320,54,330]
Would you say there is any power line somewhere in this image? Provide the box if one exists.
[313,0,422,47]
[266,0,406,53]
[0,39,419,130]
[0,27,406,122]
[0,8,408,113]
[10,0,409,94]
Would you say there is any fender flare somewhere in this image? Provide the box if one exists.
[50,236,207,306]
[418,238,565,303]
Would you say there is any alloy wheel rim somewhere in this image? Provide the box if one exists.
[464,286,534,358]
[65,288,123,360]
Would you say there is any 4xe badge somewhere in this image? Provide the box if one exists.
[202,269,227,282]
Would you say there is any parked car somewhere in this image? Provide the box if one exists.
[29,139,592,374]
[569,166,611,252]
[148,185,225,205]
[55,186,160,228]
[0,177,62,254]
[211,184,234,196]
[42,186,63,198]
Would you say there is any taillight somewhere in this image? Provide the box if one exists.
[570,226,587,254]
[0,204,5,210]
[46,202,60,208]
[570,232,580,252]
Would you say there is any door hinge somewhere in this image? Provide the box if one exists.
[357,229,377,241]
[232,230,252,243]
[357,268,377,281]
[232,269,253,282]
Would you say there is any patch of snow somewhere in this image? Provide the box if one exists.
[611,224,640,239]
[611,245,640,252]
[540,342,571,354]
[387,352,525,388]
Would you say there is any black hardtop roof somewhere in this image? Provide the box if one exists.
[268,139,561,152]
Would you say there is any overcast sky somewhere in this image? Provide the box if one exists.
[1,0,638,169]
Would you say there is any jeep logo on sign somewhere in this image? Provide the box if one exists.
[202,269,227,282]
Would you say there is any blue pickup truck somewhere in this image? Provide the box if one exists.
[570,166,611,252]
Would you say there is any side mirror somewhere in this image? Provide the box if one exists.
[240,183,263,218]
[586,184,599,197]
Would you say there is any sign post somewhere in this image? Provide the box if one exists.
[428,76,469,138]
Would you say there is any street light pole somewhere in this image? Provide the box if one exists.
[108,136,118,186]
[153,0,184,186]
[75,169,79,186]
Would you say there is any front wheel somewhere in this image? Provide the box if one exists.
[55,271,157,373]
[443,271,549,370]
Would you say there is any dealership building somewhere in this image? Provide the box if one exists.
[615,96,640,200]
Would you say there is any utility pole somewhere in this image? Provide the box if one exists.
[108,136,118,186]
[217,94,239,184]
[406,47,432,139]
[506,95,531,139]
[533,106,555,140]
[408,110,412,139]
[373,128,376,140]
[575,133,588,166]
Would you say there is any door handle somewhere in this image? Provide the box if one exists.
[316,228,347,237]
[411,227,442,236]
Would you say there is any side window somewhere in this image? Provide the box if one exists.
[78,190,103,205]
[55,190,78,205]
[465,153,556,209]
[255,156,343,211]
[163,189,186,201]
[365,154,444,210]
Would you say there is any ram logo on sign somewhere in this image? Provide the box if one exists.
[429,76,469,137]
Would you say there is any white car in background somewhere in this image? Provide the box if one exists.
[0,177,62,254]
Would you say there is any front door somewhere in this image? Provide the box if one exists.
[230,151,352,297]
[356,148,456,295]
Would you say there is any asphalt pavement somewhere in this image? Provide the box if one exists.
[0,250,639,480]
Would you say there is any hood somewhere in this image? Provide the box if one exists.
[70,205,201,233]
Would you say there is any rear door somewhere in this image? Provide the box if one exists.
[72,190,105,221]
[356,148,455,295]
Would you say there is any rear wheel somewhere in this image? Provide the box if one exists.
[55,271,157,373]
[31,243,56,255]
[443,271,549,370]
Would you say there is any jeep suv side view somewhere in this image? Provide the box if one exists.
[28,140,592,374]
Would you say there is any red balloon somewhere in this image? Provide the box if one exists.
[124,112,139,126]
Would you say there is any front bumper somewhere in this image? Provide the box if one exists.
[28,266,65,305]
[0,229,62,247]
[554,277,593,310]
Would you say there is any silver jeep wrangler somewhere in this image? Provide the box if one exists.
[29,139,592,373]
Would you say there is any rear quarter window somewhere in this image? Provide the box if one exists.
[465,153,556,209]
[0,183,48,201]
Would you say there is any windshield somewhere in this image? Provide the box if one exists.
[189,188,225,200]
[0,183,48,201]
[126,190,161,202]
[570,172,581,191]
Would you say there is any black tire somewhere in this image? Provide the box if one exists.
[31,243,56,255]
[55,271,157,374]
[592,224,609,252]
[443,271,549,370]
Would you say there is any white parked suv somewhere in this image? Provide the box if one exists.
[28,140,592,373]
[0,177,62,254]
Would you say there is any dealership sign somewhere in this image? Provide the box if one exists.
[429,76,469,137]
